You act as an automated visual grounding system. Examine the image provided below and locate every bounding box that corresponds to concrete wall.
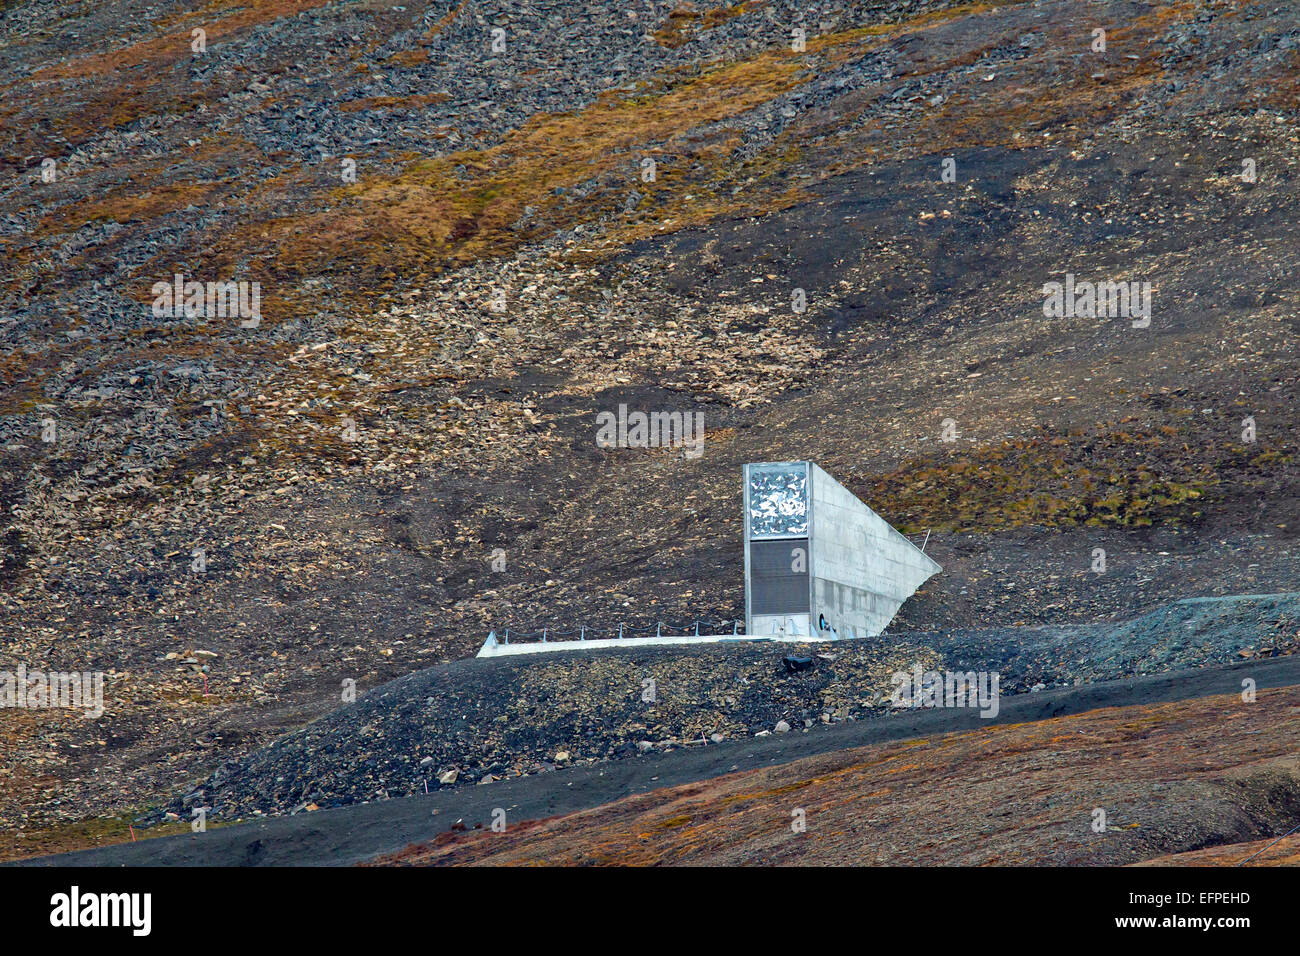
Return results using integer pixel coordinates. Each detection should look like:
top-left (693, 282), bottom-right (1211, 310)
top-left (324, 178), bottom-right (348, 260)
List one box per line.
top-left (808, 462), bottom-right (941, 638)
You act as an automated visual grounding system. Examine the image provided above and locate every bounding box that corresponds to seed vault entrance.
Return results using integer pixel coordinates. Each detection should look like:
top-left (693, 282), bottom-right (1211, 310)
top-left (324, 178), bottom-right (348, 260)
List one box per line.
top-left (743, 461), bottom-right (941, 639)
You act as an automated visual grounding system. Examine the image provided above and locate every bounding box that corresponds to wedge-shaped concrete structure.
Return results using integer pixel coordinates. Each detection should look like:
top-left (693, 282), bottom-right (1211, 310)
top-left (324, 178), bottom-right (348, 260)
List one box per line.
top-left (744, 461), bottom-right (940, 639)
top-left (478, 461), bottom-right (939, 658)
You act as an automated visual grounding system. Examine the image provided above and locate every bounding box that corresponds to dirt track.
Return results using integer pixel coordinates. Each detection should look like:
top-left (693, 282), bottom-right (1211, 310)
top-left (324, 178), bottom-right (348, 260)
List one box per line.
top-left (14, 654), bottom-right (1299, 867)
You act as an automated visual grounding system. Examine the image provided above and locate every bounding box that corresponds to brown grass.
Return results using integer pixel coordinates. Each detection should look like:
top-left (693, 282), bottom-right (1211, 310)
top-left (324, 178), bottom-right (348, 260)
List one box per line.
top-left (30, 0), bottom-right (343, 82)
top-left (261, 49), bottom-right (808, 290)
top-left (652, 2), bottom-right (764, 49)
top-left (339, 92), bottom-right (449, 112)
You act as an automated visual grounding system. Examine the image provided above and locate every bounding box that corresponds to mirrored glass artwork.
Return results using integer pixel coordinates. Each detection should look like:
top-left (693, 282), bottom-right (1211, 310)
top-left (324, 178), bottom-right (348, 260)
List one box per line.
top-left (747, 464), bottom-right (808, 537)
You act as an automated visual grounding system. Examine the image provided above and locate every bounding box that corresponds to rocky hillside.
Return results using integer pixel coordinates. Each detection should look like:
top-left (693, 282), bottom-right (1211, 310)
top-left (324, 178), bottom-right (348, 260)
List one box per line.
top-left (2, 0), bottom-right (1298, 848)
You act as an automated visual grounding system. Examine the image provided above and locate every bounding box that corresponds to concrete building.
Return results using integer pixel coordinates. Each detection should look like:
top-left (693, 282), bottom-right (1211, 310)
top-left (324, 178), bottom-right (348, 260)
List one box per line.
top-left (478, 460), bottom-right (939, 658)
top-left (744, 461), bottom-right (940, 639)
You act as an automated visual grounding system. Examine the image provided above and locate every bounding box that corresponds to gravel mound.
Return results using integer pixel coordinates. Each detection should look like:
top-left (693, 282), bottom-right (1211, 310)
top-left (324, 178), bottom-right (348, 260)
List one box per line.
top-left (165, 593), bottom-right (1300, 822)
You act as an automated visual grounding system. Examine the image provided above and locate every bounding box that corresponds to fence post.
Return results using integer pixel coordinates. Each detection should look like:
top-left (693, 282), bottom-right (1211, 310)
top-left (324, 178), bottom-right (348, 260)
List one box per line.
top-left (656, 622), bottom-right (661, 637)
top-left (618, 622), bottom-right (624, 639)
top-left (580, 626), bottom-right (585, 641)
top-left (542, 628), bottom-right (547, 643)
top-left (694, 621), bottom-right (700, 636)
top-left (733, 621), bottom-right (739, 635)
top-left (504, 629), bottom-right (510, 644)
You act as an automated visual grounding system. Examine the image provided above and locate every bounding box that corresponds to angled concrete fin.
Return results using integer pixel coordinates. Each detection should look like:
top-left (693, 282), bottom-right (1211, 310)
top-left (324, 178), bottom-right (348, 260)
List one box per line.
top-left (746, 461), bottom-right (941, 640)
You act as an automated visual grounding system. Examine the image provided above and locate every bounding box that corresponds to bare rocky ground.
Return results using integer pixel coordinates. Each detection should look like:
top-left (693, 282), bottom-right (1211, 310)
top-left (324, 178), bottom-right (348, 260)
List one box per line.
top-left (370, 686), bottom-right (1300, 866)
top-left (2, 0), bottom-right (1299, 860)
top-left (153, 592), bottom-right (1299, 823)
top-left (15, 654), bottom-right (1300, 865)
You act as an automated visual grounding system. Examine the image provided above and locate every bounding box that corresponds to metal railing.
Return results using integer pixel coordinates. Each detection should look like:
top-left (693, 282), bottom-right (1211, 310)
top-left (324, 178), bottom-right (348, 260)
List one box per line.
top-left (493, 619), bottom-right (744, 645)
